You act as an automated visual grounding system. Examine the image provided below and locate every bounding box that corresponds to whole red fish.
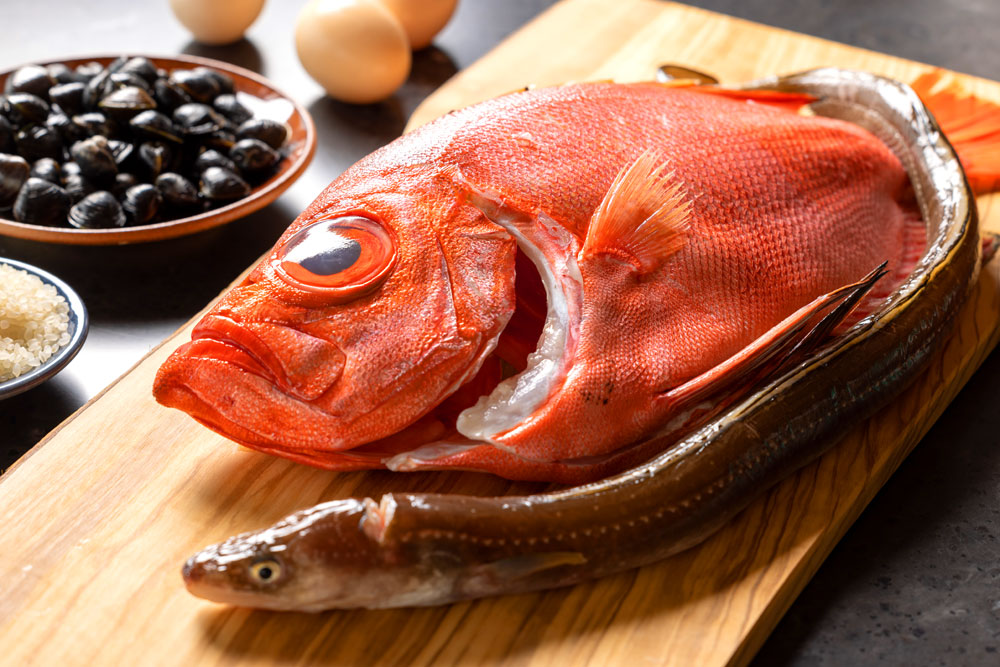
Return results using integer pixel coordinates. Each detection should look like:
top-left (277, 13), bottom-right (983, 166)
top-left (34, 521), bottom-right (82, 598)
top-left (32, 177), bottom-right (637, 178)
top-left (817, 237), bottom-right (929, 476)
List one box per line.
top-left (154, 78), bottom-right (931, 483)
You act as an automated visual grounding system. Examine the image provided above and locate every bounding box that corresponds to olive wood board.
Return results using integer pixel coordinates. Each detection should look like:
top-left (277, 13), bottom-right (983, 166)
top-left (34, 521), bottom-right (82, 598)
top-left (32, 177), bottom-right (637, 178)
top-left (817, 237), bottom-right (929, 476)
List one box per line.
top-left (2, 0), bottom-right (999, 665)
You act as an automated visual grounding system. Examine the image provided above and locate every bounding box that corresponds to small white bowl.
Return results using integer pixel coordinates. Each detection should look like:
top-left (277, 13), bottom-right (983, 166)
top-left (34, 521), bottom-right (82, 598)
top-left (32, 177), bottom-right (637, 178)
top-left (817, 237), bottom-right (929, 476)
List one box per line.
top-left (0, 258), bottom-right (88, 399)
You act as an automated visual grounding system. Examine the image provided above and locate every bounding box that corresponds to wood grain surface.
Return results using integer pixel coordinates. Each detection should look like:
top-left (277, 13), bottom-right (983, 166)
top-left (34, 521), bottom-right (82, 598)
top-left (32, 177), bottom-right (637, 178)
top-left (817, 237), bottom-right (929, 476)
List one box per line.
top-left (2, 1), bottom-right (999, 665)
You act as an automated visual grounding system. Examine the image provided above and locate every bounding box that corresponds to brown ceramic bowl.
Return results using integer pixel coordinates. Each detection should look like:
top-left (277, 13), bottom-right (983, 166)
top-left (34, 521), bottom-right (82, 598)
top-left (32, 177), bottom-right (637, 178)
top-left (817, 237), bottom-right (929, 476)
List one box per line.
top-left (0, 54), bottom-right (316, 245)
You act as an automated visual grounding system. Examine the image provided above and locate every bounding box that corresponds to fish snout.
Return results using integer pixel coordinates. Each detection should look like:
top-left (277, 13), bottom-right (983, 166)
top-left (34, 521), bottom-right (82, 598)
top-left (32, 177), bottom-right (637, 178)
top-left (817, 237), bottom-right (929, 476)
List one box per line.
top-left (192, 316), bottom-right (346, 401)
top-left (181, 554), bottom-right (201, 585)
top-left (181, 549), bottom-right (224, 601)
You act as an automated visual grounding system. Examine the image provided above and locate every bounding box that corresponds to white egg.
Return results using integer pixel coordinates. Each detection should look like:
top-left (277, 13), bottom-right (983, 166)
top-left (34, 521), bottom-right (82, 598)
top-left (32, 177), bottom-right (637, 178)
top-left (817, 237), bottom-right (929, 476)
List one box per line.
top-left (295, 0), bottom-right (411, 104)
top-left (169, 0), bottom-right (267, 45)
top-left (377, 0), bottom-right (459, 50)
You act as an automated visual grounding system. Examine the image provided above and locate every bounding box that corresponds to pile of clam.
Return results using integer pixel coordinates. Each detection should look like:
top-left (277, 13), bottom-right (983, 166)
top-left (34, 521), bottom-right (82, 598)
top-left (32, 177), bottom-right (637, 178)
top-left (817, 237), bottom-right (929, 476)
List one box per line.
top-left (0, 56), bottom-right (288, 229)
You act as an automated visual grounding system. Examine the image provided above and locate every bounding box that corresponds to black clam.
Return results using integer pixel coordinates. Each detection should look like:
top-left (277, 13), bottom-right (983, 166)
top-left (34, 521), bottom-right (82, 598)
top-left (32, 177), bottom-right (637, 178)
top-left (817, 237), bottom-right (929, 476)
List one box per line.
top-left (199, 166), bottom-right (250, 201)
top-left (194, 67), bottom-right (235, 96)
top-left (72, 112), bottom-right (114, 138)
top-left (15, 125), bottom-right (64, 162)
top-left (153, 78), bottom-right (192, 113)
top-left (169, 69), bottom-right (220, 104)
top-left (155, 172), bottom-right (200, 209)
top-left (49, 82), bottom-right (87, 116)
top-left (129, 110), bottom-right (182, 143)
top-left (5, 65), bottom-right (55, 100)
top-left (99, 86), bottom-right (156, 121)
top-left (70, 135), bottom-right (117, 185)
top-left (118, 57), bottom-right (159, 86)
top-left (213, 94), bottom-right (252, 125)
top-left (237, 118), bottom-right (288, 150)
top-left (6, 93), bottom-right (50, 126)
top-left (173, 103), bottom-right (227, 136)
top-left (13, 177), bottom-right (71, 225)
top-left (202, 129), bottom-right (236, 152)
top-left (122, 183), bottom-right (160, 224)
top-left (107, 71), bottom-right (151, 93)
top-left (230, 138), bottom-right (279, 174)
top-left (68, 190), bottom-right (126, 228)
top-left (30, 157), bottom-right (61, 184)
top-left (194, 149), bottom-right (237, 173)
top-left (0, 153), bottom-right (30, 206)
top-left (137, 141), bottom-right (174, 179)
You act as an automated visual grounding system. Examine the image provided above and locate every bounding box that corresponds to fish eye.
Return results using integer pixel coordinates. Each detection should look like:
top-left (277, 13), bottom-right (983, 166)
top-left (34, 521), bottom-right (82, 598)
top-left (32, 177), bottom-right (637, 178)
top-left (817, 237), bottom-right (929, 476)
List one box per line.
top-left (274, 215), bottom-right (396, 297)
top-left (249, 558), bottom-right (283, 585)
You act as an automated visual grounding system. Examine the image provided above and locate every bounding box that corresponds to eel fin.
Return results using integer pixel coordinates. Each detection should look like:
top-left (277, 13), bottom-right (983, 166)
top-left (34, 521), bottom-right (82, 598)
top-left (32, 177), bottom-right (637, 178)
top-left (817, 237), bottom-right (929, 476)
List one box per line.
top-left (661, 263), bottom-right (887, 406)
top-left (911, 69), bottom-right (1000, 195)
top-left (476, 552), bottom-right (587, 582)
top-left (582, 151), bottom-right (690, 274)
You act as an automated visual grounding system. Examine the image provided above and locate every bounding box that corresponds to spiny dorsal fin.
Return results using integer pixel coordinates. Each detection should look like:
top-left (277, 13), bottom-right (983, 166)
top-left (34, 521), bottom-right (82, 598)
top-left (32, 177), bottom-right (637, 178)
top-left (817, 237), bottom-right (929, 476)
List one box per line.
top-left (582, 151), bottom-right (691, 274)
top-left (688, 87), bottom-right (816, 112)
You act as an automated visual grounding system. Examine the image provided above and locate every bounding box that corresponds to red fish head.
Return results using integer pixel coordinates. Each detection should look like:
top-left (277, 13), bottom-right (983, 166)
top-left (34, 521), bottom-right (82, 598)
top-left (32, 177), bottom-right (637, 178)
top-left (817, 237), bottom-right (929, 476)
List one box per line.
top-left (153, 177), bottom-right (517, 457)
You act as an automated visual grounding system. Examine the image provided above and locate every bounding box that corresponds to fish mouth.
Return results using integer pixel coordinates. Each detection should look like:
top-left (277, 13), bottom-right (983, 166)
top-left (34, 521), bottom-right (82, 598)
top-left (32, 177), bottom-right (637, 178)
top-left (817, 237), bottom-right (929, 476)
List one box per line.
top-left (180, 336), bottom-right (277, 386)
top-left (189, 317), bottom-right (279, 385)
top-left (154, 309), bottom-right (353, 450)
top-left (189, 315), bottom-right (347, 401)
top-left (153, 336), bottom-right (346, 452)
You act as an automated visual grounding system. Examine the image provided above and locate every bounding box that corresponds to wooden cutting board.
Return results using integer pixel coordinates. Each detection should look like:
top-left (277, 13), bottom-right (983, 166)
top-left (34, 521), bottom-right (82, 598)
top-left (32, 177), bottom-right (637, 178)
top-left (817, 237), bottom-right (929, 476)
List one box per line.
top-left (2, 1), bottom-right (999, 665)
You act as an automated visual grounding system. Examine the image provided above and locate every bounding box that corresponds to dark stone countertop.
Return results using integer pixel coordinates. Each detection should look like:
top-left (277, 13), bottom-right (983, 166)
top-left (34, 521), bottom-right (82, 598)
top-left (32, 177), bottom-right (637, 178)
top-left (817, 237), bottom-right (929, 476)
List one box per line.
top-left (1, 1), bottom-right (996, 664)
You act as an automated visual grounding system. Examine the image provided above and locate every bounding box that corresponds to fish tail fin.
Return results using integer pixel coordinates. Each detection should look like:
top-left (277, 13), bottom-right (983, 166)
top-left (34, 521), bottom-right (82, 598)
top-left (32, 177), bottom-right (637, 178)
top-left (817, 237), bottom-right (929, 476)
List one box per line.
top-left (911, 69), bottom-right (1000, 195)
top-left (660, 264), bottom-right (887, 407)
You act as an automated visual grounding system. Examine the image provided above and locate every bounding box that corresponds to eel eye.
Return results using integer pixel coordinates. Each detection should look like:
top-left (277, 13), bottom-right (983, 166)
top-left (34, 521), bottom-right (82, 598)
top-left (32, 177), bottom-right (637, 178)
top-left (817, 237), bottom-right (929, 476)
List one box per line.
top-left (274, 215), bottom-right (396, 297)
top-left (249, 559), bottom-right (283, 584)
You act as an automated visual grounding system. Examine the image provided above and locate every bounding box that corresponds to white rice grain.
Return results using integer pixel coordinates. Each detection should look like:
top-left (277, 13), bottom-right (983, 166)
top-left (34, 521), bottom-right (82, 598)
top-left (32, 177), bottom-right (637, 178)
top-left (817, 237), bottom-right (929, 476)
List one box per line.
top-left (0, 263), bottom-right (71, 382)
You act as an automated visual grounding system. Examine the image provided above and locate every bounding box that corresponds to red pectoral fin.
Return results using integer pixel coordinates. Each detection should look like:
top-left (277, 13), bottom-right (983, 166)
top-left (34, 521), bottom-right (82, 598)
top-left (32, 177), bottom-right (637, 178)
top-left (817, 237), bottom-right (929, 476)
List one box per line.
top-left (581, 151), bottom-right (691, 274)
top-left (660, 263), bottom-right (888, 408)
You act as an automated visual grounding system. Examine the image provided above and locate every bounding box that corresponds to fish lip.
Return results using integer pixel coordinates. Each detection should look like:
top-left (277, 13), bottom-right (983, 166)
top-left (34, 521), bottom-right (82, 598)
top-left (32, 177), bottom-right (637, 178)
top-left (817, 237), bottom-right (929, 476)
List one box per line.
top-left (189, 315), bottom-right (346, 402)
top-left (190, 315), bottom-right (281, 385)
